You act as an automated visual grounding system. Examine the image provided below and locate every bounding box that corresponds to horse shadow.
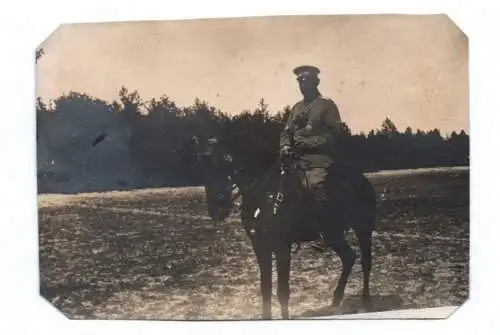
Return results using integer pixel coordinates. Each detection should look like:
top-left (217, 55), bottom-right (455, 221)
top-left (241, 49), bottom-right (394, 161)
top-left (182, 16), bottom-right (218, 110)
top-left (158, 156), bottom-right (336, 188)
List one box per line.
top-left (295, 294), bottom-right (406, 319)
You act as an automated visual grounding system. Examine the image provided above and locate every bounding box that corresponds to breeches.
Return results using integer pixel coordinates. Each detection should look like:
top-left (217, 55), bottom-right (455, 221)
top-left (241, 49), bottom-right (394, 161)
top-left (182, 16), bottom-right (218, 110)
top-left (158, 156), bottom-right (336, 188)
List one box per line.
top-left (302, 166), bottom-right (352, 203)
top-left (298, 167), bottom-right (329, 204)
top-left (305, 168), bottom-right (328, 188)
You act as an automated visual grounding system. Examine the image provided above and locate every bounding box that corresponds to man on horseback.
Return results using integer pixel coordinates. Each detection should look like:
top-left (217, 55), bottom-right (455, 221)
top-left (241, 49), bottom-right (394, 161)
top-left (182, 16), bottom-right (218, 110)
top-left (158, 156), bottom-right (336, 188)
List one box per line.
top-left (279, 65), bottom-right (343, 249)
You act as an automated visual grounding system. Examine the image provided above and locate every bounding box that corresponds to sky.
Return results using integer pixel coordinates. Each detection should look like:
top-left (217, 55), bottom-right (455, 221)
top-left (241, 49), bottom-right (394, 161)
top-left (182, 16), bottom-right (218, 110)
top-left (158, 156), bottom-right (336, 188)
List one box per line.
top-left (36, 14), bottom-right (469, 135)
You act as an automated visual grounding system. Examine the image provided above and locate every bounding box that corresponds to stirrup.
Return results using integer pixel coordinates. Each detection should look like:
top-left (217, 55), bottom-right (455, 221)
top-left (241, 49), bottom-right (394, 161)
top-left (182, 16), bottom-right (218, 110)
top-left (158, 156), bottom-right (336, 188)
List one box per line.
top-left (291, 242), bottom-right (301, 253)
top-left (310, 233), bottom-right (328, 251)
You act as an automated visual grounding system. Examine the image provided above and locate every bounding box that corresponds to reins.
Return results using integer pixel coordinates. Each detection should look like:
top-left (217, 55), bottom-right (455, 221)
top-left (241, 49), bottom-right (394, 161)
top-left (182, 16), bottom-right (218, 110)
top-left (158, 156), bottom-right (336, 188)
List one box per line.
top-left (223, 131), bottom-right (311, 204)
top-left (198, 129), bottom-right (311, 210)
top-left (229, 160), bottom-right (280, 203)
top-left (228, 156), bottom-right (310, 206)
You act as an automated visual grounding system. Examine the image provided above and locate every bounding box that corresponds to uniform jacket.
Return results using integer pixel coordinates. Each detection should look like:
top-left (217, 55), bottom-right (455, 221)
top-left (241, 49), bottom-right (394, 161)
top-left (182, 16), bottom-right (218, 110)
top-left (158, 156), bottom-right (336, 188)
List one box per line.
top-left (279, 96), bottom-right (342, 168)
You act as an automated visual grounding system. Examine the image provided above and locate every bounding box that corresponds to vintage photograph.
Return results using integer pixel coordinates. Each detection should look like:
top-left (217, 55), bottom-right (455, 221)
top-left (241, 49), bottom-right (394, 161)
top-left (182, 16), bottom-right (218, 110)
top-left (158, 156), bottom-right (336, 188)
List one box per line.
top-left (36, 14), bottom-right (469, 320)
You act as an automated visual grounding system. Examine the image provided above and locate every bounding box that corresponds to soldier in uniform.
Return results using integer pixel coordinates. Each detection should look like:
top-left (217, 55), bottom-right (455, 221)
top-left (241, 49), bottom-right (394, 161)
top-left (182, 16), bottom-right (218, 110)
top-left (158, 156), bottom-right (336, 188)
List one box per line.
top-left (279, 65), bottom-right (344, 249)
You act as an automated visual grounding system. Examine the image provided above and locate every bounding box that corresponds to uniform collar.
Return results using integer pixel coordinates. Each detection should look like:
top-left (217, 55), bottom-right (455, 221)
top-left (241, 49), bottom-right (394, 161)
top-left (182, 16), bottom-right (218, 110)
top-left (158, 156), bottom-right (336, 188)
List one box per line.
top-left (303, 93), bottom-right (321, 104)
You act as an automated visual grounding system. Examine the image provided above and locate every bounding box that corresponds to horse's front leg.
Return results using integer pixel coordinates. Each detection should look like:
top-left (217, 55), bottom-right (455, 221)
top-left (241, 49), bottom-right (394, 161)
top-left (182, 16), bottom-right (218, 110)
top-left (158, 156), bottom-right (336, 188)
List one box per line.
top-left (276, 243), bottom-right (292, 319)
top-left (254, 242), bottom-right (272, 319)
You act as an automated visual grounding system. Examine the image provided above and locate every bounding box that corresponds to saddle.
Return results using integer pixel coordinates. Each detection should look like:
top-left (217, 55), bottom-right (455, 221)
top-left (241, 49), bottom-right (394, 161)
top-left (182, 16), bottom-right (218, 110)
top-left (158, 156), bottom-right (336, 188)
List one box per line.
top-left (274, 158), bottom-right (357, 251)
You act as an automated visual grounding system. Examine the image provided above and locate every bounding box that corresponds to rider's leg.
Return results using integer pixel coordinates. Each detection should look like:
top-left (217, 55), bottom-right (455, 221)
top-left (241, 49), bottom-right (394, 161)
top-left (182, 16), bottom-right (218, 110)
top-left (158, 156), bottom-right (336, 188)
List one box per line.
top-left (305, 167), bottom-right (329, 250)
top-left (307, 168), bottom-right (328, 202)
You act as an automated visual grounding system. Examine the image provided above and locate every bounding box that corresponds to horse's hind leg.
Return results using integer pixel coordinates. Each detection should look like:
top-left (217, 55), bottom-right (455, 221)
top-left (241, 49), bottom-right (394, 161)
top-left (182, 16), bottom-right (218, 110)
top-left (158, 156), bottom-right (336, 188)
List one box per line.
top-left (355, 230), bottom-right (373, 309)
top-left (326, 232), bottom-right (356, 307)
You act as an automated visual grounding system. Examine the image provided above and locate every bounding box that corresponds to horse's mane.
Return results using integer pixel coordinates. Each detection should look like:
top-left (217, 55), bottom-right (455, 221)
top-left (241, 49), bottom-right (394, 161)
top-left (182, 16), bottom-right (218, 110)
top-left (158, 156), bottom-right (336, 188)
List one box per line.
top-left (217, 130), bottom-right (280, 177)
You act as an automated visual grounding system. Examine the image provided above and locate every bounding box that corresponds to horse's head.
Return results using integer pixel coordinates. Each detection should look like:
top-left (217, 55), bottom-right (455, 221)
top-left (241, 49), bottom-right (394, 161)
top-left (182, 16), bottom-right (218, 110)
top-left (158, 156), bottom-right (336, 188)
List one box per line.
top-left (192, 135), bottom-right (236, 221)
top-left (192, 130), bottom-right (308, 230)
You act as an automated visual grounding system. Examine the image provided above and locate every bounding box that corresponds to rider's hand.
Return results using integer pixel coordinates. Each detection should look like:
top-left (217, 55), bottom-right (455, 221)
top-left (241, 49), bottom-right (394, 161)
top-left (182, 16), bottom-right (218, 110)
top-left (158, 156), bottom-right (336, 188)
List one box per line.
top-left (280, 145), bottom-right (291, 157)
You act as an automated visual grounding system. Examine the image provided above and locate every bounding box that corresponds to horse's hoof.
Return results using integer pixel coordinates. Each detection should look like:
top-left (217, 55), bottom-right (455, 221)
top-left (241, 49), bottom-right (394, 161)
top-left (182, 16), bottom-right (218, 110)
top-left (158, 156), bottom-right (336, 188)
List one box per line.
top-left (332, 292), bottom-right (344, 307)
top-left (362, 296), bottom-right (374, 312)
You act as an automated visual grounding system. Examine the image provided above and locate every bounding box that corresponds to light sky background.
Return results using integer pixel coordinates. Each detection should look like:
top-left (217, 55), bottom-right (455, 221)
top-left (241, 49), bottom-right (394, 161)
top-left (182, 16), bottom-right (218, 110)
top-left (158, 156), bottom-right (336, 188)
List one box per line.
top-left (36, 14), bottom-right (468, 135)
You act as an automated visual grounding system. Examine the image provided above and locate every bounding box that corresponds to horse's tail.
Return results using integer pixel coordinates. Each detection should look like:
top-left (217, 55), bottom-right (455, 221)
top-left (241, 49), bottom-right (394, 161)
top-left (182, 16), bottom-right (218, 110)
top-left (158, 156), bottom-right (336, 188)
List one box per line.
top-left (356, 173), bottom-right (378, 231)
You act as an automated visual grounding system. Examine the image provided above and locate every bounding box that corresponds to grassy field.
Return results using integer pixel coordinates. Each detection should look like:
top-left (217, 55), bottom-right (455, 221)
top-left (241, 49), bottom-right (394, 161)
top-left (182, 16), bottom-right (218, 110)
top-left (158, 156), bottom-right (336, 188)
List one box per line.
top-left (38, 167), bottom-right (469, 320)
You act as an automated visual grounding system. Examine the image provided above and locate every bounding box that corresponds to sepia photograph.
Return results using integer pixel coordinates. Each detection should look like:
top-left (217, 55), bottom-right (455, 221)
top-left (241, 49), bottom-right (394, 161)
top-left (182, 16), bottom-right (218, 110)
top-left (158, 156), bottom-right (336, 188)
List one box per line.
top-left (35, 14), bottom-right (469, 320)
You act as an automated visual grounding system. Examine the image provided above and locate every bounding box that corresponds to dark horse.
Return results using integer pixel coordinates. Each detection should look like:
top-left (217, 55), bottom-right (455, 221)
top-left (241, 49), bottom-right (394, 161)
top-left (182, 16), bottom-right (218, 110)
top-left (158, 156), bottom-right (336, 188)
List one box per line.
top-left (193, 131), bottom-right (377, 319)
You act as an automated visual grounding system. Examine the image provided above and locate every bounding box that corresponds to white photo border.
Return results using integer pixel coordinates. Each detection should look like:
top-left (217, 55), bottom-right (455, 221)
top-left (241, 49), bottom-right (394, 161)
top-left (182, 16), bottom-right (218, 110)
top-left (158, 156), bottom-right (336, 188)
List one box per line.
top-left (1, 0), bottom-right (497, 334)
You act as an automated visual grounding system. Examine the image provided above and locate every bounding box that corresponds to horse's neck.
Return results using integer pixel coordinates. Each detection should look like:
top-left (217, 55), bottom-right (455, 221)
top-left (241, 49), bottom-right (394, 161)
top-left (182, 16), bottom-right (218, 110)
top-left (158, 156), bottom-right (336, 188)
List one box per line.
top-left (233, 170), bottom-right (272, 198)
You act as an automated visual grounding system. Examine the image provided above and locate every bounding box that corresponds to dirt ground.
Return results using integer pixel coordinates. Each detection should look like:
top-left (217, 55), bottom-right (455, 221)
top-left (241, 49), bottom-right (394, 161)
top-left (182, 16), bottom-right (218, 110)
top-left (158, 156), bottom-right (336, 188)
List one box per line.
top-left (38, 167), bottom-right (469, 320)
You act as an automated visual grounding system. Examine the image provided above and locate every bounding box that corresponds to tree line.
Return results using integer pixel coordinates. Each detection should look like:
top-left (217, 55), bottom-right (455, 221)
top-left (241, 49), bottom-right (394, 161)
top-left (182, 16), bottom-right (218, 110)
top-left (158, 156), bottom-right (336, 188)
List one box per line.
top-left (36, 87), bottom-right (469, 189)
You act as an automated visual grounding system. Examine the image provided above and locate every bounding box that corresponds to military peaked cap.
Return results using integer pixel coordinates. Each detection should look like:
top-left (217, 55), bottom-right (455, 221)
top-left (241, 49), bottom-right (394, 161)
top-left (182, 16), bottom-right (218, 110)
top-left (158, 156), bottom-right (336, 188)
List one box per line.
top-left (293, 65), bottom-right (320, 78)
